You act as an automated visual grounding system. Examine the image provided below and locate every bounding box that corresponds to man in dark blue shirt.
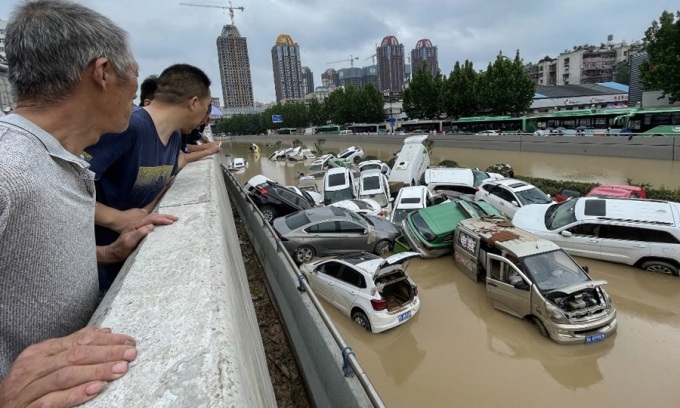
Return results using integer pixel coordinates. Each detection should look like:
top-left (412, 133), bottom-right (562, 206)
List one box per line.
top-left (85, 63), bottom-right (213, 290)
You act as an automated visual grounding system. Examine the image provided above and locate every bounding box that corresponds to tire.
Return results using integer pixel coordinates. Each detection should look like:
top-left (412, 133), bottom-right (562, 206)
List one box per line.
top-left (353, 156), bottom-right (361, 164)
top-left (294, 246), bottom-right (315, 265)
top-left (532, 316), bottom-right (550, 339)
top-left (373, 239), bottom-right (391, 255)
top-left (352, 311), bottom-right (372, 332)
top-left (259, 205), bottom-right (276, 222)
top-left (641, 260), bottom-right (679, 276)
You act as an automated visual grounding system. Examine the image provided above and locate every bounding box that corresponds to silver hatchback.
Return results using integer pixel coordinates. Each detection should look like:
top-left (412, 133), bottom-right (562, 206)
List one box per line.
top-left (272, 206), bottom-right (401, 264)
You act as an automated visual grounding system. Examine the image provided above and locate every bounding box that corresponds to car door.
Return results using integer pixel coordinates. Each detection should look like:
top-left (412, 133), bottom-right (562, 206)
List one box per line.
top-left (336, 220), bottom-right (370, 252)
top-left (305, 221), bottom-right (339, 256)
top-left (332, 266), bottom-right (365, 314)
top-left (311, 261), bottom-right (343, 303)
top-left (485, 254), bottom-right (532, 318)
top-left (598, 225), bottom-right (650, 265)
top-left (554, 222), bottom-right (602, 260)
top-left (487, 186), bottom-right (514, 217)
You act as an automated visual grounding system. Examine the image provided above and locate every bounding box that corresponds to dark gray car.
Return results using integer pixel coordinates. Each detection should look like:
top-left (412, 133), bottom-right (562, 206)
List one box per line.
top-left (272, 206), bottom-right (400, 264)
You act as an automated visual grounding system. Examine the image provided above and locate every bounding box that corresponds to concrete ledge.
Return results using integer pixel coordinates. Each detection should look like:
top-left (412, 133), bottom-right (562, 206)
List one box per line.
top-left (84, 156), bottom-right (276, 407)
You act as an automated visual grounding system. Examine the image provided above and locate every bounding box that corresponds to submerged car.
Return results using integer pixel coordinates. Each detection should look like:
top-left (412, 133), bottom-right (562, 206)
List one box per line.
top-left (476, 178), bottom-right (552, 219)
top-left (512, 197), bottom-right (680, 276)
top-left (243, 175), bottom-right (315, 222)
top-left (389, 186), bottom-right (449, 225)
top-left (299, 251), bottom-right (420, 333)
top-left (358, 160), bottom-right (391, 177)
top-left (273, 206), bottom-right (401, 264)
top-left (337, 145), bottom-right (364, 163)
top-left (322, 167), bottom-right (358, 205)
top-left (422, 167), bottom-right (504, 195)
top-left (329, 198), bottom-right (384, 217)
top-left (400, 197), bottom-right (504, 258)
top-left (358, 171), bottom-right (392, 217)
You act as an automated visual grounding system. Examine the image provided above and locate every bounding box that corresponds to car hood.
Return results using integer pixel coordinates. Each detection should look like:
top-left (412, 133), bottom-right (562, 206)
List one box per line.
top-left (545, 280), bottom-right (608, 296)
top-left (511, 204), bottom-right (552, 233)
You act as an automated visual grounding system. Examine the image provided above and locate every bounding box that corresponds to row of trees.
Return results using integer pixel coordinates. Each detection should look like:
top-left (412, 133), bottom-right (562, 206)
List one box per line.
top-left (215, 84), bottom-right (385, 135)
top-left (641, 10), bottom-right (680, 103)
top-left (403, 50), bottom-right (536, 120)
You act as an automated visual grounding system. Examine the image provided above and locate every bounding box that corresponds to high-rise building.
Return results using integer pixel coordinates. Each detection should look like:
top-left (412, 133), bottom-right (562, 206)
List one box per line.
top-left (0, 19), bottom-right (6, 62)
top-left (337, 67), bottom-right (363, 88)
top-left (321, 68), bottom-right (339, 87)
top-left (362, 65), bottom-right (379, 89)
top-left (376, 35), bottom-right (405, 95)
top-left (271, 34), bottom-right (304, 103)
top-left (301, 66), bottom-right (314, 96)
top-left (217, 25), bottom-right (254, 109)
top-left (411, 39), bottom-right (438, 78)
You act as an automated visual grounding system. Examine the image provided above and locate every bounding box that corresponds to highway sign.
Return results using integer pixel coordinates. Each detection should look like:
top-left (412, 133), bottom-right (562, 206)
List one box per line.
top-left (272, 114), bottom-right (283, 123)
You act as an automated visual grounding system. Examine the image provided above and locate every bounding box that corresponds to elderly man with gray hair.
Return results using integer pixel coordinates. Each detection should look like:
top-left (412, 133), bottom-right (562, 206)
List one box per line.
top-left (0, 1), bottom-right (177, 406)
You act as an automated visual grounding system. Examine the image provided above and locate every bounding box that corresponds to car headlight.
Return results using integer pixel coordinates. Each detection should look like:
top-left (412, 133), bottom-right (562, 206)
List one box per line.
top-left (545, 302), bottom-right (568, 324)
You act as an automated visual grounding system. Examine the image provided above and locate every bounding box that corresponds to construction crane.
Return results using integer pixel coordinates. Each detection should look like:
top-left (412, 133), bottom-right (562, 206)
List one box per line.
top-left (179, 1), bottom-right (244, 25)
top-left (365, 54), bottom-right (376, 65)
top-left (326, 55), bottom-right (359, 68)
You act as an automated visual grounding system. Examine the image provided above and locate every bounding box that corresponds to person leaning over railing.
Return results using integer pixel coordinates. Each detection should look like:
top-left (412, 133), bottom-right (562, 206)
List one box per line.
top-left (0, 1), bottom-right (177, 406)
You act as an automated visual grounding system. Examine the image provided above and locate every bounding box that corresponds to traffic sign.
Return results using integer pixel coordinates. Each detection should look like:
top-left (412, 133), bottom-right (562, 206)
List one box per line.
top-left (388, 117), bottom-right (396, 127)
top-left (272, 114), bottom-right (283, 123)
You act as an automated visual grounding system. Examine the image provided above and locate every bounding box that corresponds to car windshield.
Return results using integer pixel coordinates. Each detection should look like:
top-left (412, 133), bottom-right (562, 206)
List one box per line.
top-left (361, 164), bottom-right (380, 171)
top-left (410, 212), bottom-right (437, 241)
top-left (338, 149), bottom-right (352, 158)
top-left (362, 176), bottom-right (381, 190)
top-left (393, 208), bottom-right (416, 224)
top-left (308, 163), bottom-right (322, 172)
top-left (471, 169), bottom-right (490, 187)
top-left (516, 188), bottom-right (551, 205)
top-left (522, 250), bottom-right (589, 291)
top-left (545, 199), bottom-right (578, 230)
top-left (324, 187), bottom-right (354, 205)
top-left (327, 173), bottom-right (346, 187)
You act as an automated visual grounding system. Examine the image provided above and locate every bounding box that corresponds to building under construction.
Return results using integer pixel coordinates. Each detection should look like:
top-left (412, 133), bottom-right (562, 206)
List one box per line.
top-left (217, 24), bottom-right (254, 109)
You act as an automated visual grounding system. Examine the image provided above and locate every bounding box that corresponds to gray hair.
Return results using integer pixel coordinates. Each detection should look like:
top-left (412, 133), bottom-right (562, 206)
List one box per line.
top-left (6, 0), bottom-right (137, 103)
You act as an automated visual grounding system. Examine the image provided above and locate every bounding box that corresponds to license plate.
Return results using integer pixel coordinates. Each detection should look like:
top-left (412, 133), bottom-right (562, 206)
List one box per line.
top-left (398, 310), bottom-right (412, 322)
top-left (586, 333), bottom-right (605, 344)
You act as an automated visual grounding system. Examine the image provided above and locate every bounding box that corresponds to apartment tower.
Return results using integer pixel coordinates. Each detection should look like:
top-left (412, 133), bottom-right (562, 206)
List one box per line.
top-left (216, 25), bottom-right (254, 108)
top-left (271, 34), bottom-right (304, 103)
top-left (411, 39), bottom-right (439, 78)
top-left (376, 35), bottom-right (405, 95)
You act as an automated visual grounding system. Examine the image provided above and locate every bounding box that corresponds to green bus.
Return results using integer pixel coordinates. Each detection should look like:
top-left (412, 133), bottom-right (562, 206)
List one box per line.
top-left (614, 107), bottom-right (680, 136)
top-left (276, 127), bottom-right (297, 135)
top-left (314, 124), bottom-right (342, 135)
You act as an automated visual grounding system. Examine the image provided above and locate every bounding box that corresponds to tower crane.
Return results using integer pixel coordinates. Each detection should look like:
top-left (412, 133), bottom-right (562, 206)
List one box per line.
top-left (179, 1), bottom-right (244, 25)
top-left (365, 54), bottom-right (376, 65)
top-left (326, 55), bottom-right (359, 68)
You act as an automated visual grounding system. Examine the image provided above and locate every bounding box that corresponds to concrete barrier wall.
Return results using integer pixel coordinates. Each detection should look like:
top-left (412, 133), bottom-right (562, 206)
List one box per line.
top-left (84, 157), bottom-right (277, 407)
top-left (229, 133), bottom-right (680, 161)
top-left (222, 167), bottom-right (376, 408)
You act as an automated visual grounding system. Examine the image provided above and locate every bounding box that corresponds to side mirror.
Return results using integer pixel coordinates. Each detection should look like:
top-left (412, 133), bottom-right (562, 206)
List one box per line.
top-left (511, 201), bottom-right (519, 207)
top-left (582, 265), bottom-right (589, 274)
top-left (389, 197), bottom-right (395, 202)
top-left (363, 228), bottom-right (368, 235)
top-left (560, 230), bottom-right (573, 238)
top-left (513, 280), bottom-right (530, 291)
top-left (546, 194), bottom-right (552, 199)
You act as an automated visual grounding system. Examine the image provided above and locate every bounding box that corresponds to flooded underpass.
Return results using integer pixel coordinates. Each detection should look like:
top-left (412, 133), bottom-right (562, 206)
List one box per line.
top-left (222, 138), bottom-right (680, 407)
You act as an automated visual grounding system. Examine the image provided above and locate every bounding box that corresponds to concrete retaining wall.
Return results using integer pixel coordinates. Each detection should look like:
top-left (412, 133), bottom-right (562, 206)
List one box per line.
top-left (221, 167), bottom-right (377, 408)
top-left (84, 157), bottom-right (276, 407)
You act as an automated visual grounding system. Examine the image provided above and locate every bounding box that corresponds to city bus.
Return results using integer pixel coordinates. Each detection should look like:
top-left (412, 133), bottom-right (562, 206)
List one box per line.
top-left (276, 127), bottom-right (298, 135)
top-left (348, 123), bottom-right (388, 134)
top-left (614, 107), bottom-right (680, 136)
top-left (314, 124), bottom-right (342, 135)
top-left (445, 116), bottom-right (527, 134)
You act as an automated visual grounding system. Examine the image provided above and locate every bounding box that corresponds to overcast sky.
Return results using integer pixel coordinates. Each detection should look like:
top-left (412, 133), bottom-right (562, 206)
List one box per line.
top-left (1, 0), bottom-right (676, 105)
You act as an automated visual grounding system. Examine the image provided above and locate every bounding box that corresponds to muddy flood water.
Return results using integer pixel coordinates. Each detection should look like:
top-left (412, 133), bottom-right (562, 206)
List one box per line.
top-left (221, 138), bottom-right (680, 408)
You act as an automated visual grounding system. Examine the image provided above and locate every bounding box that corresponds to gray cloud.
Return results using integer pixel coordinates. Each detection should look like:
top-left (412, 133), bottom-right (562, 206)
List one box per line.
top-left (1, 0), bottom-right (675, 104)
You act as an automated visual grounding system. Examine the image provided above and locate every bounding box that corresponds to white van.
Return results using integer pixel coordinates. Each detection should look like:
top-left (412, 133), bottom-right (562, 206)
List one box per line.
top-left (387, 135), bottom-right (430, 190)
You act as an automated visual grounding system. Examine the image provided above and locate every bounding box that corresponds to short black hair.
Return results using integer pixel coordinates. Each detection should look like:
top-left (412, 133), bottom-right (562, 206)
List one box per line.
top-left (139, 74), bottom-right (158, 106)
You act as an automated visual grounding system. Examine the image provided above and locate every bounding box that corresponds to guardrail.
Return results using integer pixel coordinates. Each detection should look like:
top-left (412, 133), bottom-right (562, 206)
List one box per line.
top-left (221, 166), bottom-right (385, 408)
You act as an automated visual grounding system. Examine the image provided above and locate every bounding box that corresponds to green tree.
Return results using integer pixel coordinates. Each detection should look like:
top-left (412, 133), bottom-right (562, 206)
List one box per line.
top-left (441, 60), bottom-right (478, 118)
top-left (614, 64), bottom-right (631, 85)
top-left (403, 62), bottom-right (442, 119)
top-left (307, 98), bottom-right (324, 126)
top-left (477, 51), bottom-right (535, 116)
top-left (640, 10), bottom-right (680, 103)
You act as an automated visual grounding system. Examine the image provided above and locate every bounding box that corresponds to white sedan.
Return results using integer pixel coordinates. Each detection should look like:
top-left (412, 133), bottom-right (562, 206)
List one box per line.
top-left (475, 178), bottom-right (552, 219)
top-left (299, 252), bottom-right (420, 333)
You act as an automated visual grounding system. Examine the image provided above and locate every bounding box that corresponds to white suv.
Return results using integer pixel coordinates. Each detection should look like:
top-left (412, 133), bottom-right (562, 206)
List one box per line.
top-left (512, 197), bottom-right (680, 276)
top-left (476, 178), bottom-right (552, 219)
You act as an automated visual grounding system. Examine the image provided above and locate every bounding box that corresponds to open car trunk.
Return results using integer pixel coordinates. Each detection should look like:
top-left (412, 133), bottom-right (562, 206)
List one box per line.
top-left (376, 272), bottom-right (415, 311)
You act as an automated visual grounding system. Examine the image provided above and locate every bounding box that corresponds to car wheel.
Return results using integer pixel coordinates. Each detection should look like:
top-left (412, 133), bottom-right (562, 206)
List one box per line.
top-left (373, 239), bottom-right (391, 255)
top-left (294, 246), bottom-right (316, 265)
top-left (260, 205), bottom-right (276, 222)
top-left (353, 156), bottom-right (361, 164)
top-left (532, 316), bottom-right (550, 339)
top-left (641, 260), bottom-right (679, 276)
top-left (352, 311), bottom-right (372, 332)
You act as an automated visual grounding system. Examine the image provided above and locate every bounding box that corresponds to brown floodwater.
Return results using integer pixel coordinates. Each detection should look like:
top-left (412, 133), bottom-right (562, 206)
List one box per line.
top-left (221, 139), bottom-right (680, 408)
